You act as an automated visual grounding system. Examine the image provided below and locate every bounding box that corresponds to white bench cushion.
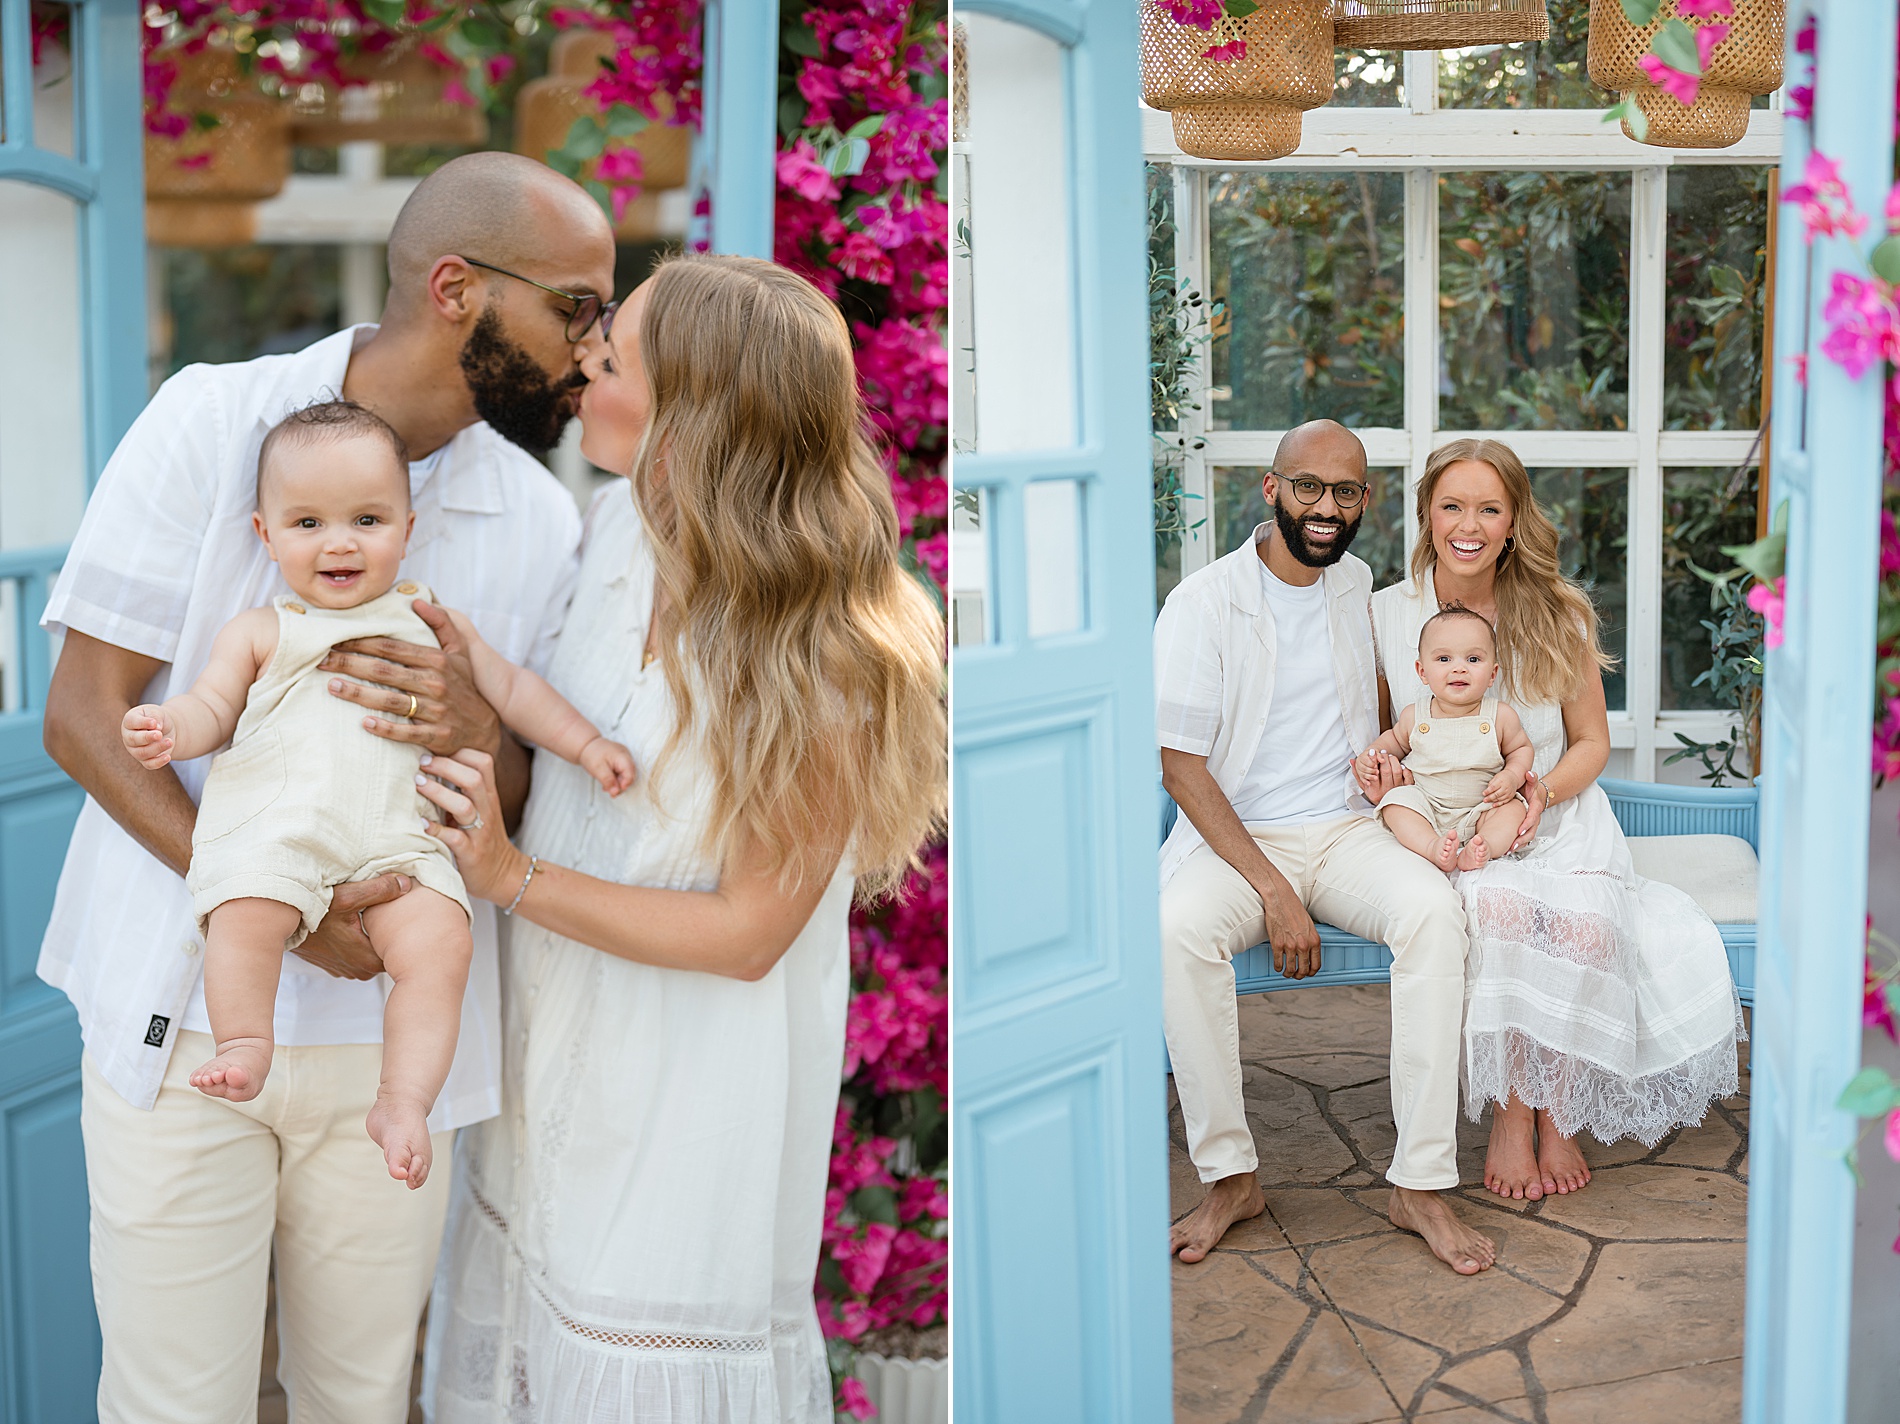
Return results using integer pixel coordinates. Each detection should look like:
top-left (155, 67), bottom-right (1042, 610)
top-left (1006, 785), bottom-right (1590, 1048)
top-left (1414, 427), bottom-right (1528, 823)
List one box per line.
top-left (1626, 833), bottom-right (1759, 924)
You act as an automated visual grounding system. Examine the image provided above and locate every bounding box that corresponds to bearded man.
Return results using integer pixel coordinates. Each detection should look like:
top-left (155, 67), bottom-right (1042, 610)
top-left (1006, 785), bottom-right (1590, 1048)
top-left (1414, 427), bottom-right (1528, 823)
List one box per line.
top-left (1154, 419), bottom-right (1497, 1276)
top-left (39, 152), bottom-right (614, 1421)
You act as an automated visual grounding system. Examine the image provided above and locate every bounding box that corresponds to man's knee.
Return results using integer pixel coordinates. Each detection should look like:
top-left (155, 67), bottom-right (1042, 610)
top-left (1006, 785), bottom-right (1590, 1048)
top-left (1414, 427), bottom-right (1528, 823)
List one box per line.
top-left (1379, 867), bottom-right (1466, 969)
top-left (1160, 884), bottom-right (1259, 970)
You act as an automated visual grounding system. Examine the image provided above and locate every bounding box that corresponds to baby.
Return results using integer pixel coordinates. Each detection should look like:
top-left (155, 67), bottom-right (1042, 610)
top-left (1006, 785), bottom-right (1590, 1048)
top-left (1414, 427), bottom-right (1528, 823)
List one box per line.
top-left (121, 399), bottom-right (634, 1188)
top-left (1355, 606), bottom-right (1535, 874)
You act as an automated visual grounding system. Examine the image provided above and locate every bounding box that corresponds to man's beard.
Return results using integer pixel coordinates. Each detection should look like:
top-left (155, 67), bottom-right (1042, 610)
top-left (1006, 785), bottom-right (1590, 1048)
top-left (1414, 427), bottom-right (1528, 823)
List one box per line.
top-left (458, 306), bottom-right (586, 455)
top-left (1273, 496), bottom-right (1363, 568)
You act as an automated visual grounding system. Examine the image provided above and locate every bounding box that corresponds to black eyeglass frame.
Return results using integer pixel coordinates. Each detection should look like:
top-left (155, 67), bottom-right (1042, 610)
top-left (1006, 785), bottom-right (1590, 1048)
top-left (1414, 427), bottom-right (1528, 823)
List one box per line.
top-left (462, 257), bottom-right (605, 344)
top-left (1274, 474), bottom-right (1369, 509)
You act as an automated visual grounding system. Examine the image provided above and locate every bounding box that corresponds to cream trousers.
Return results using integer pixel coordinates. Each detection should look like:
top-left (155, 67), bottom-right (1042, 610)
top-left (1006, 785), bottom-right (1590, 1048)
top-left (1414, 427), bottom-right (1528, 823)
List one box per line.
top-left (1161, 814), bottom-right (1468, 1190)
top-left (82, 1031), bottom-right (451, 1424)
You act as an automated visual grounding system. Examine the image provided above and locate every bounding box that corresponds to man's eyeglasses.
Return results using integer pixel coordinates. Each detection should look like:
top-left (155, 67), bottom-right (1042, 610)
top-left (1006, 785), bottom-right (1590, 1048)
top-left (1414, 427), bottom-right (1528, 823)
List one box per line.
top-left (1278, 475), bottom-right (1368, 509)
top-left (462, 258), bottom-right (605, 344)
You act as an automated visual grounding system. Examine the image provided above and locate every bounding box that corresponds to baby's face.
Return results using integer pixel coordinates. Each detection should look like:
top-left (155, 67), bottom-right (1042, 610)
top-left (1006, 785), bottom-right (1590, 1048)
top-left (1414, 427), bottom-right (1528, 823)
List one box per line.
top-left (252, 435), bottom-right (414, 609)
top-left (1416, 625), bottom-right (1498, 707)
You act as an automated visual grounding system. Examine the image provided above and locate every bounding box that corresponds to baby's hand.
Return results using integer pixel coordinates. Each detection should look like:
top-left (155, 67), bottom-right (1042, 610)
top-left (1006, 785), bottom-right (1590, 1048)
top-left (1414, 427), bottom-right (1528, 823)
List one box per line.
top-left (1483, 767), bottom-right (1526, 804)
top-left (122, 705), bottom-right (176, 770)
top-left (579, 737), bottom-right (638, 796)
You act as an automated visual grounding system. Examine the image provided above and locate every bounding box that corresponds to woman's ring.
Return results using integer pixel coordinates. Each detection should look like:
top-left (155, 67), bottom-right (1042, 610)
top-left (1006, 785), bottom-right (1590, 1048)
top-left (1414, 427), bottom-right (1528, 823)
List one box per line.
top-left (461, 814), bottom-right (484, 831)
top-left (406, 693), bottom-right (419, 719)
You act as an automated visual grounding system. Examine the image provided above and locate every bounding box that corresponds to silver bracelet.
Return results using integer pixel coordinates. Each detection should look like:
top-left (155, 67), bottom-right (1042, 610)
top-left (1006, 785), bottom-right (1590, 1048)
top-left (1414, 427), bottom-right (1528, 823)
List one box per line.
top-left (503, 855), bottom-right (540, 916)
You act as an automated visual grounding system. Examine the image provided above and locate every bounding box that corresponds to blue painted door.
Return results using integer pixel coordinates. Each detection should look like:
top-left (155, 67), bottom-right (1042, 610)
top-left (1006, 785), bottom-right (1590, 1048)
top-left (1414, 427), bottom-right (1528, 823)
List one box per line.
top-left (1743, 2), bottom-right (1897, 1420)
top-left (0, 0), bottom-right (146, 1417)
top-left (949, 3), bottom-right (1172, 1420)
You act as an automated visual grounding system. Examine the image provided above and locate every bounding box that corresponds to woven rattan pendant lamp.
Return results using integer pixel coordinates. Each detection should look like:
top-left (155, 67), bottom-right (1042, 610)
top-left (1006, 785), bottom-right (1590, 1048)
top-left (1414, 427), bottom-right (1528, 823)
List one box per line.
top-left (1141, 0), bottom-right (1335, 161)
top-left (1588, 0), bottom-right (1783, 148)
top-left (1333, 0), bottom-right (1549, 50)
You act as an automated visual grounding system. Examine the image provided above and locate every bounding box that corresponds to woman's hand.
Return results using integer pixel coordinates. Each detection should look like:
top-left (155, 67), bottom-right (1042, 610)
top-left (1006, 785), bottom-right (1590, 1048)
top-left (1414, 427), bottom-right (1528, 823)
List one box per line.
top-left (416, 749), bottom-right (531, 903)
top-left (1512, 773), bottom-right (1550, 850)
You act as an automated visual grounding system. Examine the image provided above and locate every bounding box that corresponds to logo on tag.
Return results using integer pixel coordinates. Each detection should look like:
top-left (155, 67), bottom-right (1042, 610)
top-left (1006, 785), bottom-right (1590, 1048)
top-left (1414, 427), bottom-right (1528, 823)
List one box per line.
top-left (143, 1015), bottom-right (169, 1048)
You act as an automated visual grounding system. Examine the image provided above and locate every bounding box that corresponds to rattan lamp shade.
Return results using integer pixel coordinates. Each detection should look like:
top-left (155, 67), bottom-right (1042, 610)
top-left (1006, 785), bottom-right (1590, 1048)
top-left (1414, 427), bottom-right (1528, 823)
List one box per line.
top-left (144, 48), bottom-right (290, 202)
top-left (1588, 0), bottom-right (1783, 148)
top-left (1333, 0), bottom-right (1549, 50)
top-left (288, 43), bottom-right (488, 147)
top-left (1141, 0), bottom-right (1334, 161)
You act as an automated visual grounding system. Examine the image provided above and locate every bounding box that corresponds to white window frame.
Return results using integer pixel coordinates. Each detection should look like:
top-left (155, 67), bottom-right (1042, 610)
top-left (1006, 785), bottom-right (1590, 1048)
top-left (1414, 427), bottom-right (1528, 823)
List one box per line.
top-left (1150, 61), bottom-right (1781, 781)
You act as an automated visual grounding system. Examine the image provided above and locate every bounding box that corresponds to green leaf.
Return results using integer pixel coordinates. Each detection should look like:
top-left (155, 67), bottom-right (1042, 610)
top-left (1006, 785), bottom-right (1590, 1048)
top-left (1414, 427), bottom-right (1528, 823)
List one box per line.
top-left (841, 136), bottom-right (871, 176)
top-left (783, 21), bottom-right (822, 57)
top-left (851, 1185), bottom-right (900, 1226)
top-left (419, 8), bottom-right (460, 30)
top-left (844, 113), bottom-right (887, 141)
top-left (361, 0), bottom-right (404, 28)
top-left (1838, 1066), bottom-right (1900, 1117)
top-left (1721, 530), bottom-right (1784, 586)
top-left (545, 149), bottom-right (582, 179)
top-left (603, 106), bottom-right (650, 139)
top-left (778, 93), bottom-right (807, 139)
top-left (562, 115), bottom-right (607, 161)
top-left (1651, 19), bottom-right (1703, 78)
top-left (1619, 0), bottom-right (1663, 24)
top-left (1223, 0), bottom-right (1260, 15)
top-left (824, 142), bottom-right (853, 178)
top-left (1872, 236), bottom-right (1900, 286)
top-left (458, 16), bottom-right (501, 49)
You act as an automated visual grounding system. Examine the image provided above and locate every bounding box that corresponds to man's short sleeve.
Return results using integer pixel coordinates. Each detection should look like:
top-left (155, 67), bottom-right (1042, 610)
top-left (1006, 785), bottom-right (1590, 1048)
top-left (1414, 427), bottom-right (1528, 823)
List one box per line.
top-left (42, 366), bottom-right (226, 662)
top-left (1154, 584), bottom-right (1223, 756)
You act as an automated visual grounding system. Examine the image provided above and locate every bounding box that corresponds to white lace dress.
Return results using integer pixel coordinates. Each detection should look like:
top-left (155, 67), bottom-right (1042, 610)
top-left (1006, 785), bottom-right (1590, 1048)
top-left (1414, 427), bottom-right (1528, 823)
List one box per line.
top-left (1372, 579), bottom-right (1743, 1146)
top-left (422, 487), bottom-right (851, 1423)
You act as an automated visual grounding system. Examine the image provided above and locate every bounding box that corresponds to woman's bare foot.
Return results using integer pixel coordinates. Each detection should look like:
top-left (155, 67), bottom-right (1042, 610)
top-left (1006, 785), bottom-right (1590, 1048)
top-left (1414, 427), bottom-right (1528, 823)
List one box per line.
top-left (1456, 834), bottom-right (1492, 872)
top-left (1169, 1172), bottom-right (1265, 1263)
top-left (1387, 1187), bottom-right (1496, 1275)
top-left (1534, 1110), bottom-right (1592, 1194)
top-left (1484, 1099), bottom-right (1547, 1200)
top-left (365, 1093), bottom-right (434, 1190)
top-left (189, 1037), bottom-right (272, 1102)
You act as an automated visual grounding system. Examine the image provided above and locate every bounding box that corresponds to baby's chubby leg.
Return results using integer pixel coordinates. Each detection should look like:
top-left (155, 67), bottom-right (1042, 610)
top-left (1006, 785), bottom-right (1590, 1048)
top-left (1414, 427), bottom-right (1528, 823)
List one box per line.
top-left (360, 887), bottom-right (472, 1190)
top-left (194, 898), bottom-right (305, 1102)
top-left (1461, 798), bottom-right (1528, 870)
top-left (1379, 805), bottom-right (1458, 873)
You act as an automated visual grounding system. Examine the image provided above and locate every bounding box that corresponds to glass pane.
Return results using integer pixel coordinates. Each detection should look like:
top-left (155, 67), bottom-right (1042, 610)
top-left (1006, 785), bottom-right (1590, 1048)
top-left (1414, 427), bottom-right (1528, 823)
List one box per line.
top-left (1438, 0), bottom-right (1613, 109)
top-left (950, 489), bottom-right (990, 647)
top-left (1661, 464), bottom-right (1760, 710)
top-left (29, 0), bottom-right (79, 158)
top-left (1333, 49), bottom-right (1404, 106)
top-left (1528, 467), bottom-right (1628, 711)
top-left (1665, 166), bottom-right (1771, 431)
top-left (960, 12), bottom-right (1076, 453)
top-left (1149, 163), bottom-right (1208, 613)
top-left (152, 247), bottom-right (342, 385)
top-left (0, 179), bottom-right (87, 551)
top-left (1025, 479), bottom-right (1086, 638)
top-left (1208, 171), bottom-right (1405, 431)
top-left (1210, 466), bottom-right (1407, 587)
top-left (1439, 171), bottom-right (1631, 431)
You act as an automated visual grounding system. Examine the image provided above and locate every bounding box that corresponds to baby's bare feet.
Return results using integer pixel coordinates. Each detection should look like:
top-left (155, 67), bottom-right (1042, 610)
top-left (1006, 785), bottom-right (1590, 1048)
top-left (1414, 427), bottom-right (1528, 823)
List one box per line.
top-left (1430, 832), bottom-right (1459, 872)
top-left (1457, 835), bottom-right (1493, 872)
top-left (366, 1094), bottom-right (434, 1190)
top-left (190, 1037), bottom-right (273, 1102)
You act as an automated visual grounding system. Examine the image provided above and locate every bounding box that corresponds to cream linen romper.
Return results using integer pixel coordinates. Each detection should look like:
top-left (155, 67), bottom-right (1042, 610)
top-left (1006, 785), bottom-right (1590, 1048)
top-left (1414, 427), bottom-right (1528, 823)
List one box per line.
top-left (1378, 691), bottom-right (1525, 844)
top-left (186, 580), bottom-right (470, 944)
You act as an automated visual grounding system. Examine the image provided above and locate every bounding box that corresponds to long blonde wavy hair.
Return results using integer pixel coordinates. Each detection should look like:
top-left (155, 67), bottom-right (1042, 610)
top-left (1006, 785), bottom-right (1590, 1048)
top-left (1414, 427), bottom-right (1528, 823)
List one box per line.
top-left (627, 255), bottom-right (947, 901)
top-left (1409, 439), bottom-right (1616, 706)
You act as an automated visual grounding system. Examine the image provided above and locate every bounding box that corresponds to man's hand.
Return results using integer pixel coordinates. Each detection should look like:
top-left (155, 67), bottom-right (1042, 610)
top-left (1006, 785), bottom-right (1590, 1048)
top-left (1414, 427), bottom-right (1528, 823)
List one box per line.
top-left (290, 873), bottom-right (413, 980)
top-left (1351, 749), bottom-right (1413, 806)
top-left (321, 599), bottom-right (501, 756)
top-left (1260, 882), bottom-right (1322, 979)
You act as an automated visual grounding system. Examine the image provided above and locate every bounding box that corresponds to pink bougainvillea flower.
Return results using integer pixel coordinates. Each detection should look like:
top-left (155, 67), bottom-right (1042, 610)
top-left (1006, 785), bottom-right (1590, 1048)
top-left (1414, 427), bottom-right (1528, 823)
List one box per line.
top-left (1790, 352), bottom-right (1808, 386)
top-left (1694, 22), bottom-right (1729, 67)
top-left (1161, 0), bottom-right (1226, 28)
top-left (1819, 272), bottom-right (1899, 380)
top-left (1783, 150), bottom-right (1872, 242)
top-left (775, 139), bottom-right (839, 203)
top-left (1202, 39), bottom-right (1247, 62)
top-left (1676, 0), bottom-right (1733, 14)
top-left (1637, 51), bottom-right (1702, 106)
top-left (836, 1376), bottom-right (877, 1421)
top-left (1785, 84), bottom-right (1814, 121)
top-left (1884, 1106), bottom-right (1900, 1162)
top-left (1795, 14), bottom-right (1816, 54)
top-left (1747, 576), bottom-right (1786, 650)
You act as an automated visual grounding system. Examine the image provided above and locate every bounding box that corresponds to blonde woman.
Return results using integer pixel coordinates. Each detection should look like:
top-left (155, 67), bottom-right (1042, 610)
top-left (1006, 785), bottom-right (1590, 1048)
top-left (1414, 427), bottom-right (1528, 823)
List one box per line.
top-left (415, 256), bottom-right (946, 1421)
top-left (1365, 440), bottom-right (1741, 1201)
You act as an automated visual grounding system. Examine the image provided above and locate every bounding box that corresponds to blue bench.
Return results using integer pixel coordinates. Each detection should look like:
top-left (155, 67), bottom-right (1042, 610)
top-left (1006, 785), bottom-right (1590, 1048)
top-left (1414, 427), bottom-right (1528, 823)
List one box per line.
top-left (1161, 776), bottom-right (1758, 1007)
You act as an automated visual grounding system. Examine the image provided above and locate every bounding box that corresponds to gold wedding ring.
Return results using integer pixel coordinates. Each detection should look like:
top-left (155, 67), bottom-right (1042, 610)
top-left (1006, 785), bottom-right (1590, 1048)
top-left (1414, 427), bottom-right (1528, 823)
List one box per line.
top-left (406, 693), bottom-right (419, 719)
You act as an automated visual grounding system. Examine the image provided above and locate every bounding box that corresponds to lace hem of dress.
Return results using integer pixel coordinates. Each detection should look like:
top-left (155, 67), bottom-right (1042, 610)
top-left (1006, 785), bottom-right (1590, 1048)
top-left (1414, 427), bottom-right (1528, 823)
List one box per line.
top-left (1463, 1011), bottom-right (1747, 1148)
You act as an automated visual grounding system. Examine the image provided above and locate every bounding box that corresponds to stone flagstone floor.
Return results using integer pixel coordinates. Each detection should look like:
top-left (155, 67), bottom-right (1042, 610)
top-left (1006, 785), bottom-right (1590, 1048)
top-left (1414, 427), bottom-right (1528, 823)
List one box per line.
top-left (1171, 984), bottom-right (1750, 1424)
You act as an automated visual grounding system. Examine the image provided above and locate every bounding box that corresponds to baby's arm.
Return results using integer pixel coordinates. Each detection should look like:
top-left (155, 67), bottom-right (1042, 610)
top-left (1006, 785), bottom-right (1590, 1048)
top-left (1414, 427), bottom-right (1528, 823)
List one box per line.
top-left (444, 609), bottom-right (636, 795)
top-left (1351, 710), bottom-right (1414, 800)
top-left (1484, 705), bottom-right (1536, 804)
top-left (121, 608), bottom-right (275, 769)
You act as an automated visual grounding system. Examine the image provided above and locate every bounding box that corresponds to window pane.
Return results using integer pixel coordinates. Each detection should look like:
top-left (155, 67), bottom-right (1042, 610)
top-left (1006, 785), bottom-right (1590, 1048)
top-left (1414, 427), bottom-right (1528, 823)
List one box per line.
top-left (1661, 464), bottom-right (1759, 710)
top-left (1439, 171), bottom-right (1631, 431)
top-left (1208, 171), bottom-right (1405, 431)
top-left (1333, 49), bottom-right (1403, 107)
top-left (27, 2), bottom-right (79, 157)
top-left (1528, 467), bottom-right (1628, 711)
top-left (1438, 0), bottom-right (1613, 109)
top-left (153, 247), bottom-right (342, 384)
top-left (1211, 466), bottom-right (1407, 588)
top-left (1665, 167), bottom-right (1771, 432)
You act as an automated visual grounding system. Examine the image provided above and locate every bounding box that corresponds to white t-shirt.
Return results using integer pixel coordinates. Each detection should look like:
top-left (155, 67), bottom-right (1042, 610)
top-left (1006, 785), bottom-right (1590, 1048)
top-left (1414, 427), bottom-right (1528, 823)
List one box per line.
top-left (1226, 561), bottom-right (1356, 826)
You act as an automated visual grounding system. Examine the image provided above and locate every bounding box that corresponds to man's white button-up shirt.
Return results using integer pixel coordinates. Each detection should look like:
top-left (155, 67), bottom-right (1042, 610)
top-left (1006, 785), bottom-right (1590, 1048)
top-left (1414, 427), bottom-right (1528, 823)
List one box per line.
top-left (39, 325), bottom-right (582, 1128)
top-left (1153, 523), bottom-right (1380, 888)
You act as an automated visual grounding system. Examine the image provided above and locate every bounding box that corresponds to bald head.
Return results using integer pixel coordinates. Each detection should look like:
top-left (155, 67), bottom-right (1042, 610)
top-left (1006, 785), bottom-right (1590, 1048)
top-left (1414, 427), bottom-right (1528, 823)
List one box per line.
top-left (383, 151), bottom-right (614, 317)
top-left (1271, 419), bottom-right (1367, 479)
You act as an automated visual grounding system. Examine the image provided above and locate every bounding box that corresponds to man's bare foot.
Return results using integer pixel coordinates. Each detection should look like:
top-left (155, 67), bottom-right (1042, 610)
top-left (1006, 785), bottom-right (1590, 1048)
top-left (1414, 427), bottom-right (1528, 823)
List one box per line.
top-left (1387, 1186), bottom-right (1496, 1275)
top-left (189, 1037), bottom-right (272, 1102)
top-left (1484, 1102), bottom-right (1547, 1200)
top-left (1456, 835), bottom-right (1492, 872)
top-left (365, 1093), bottom-right (433, 1190)
top-left (1534, 1110), bottom-right (1592, 1194)
top-left (1169, 1172), bottom-right (1265, 1264)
